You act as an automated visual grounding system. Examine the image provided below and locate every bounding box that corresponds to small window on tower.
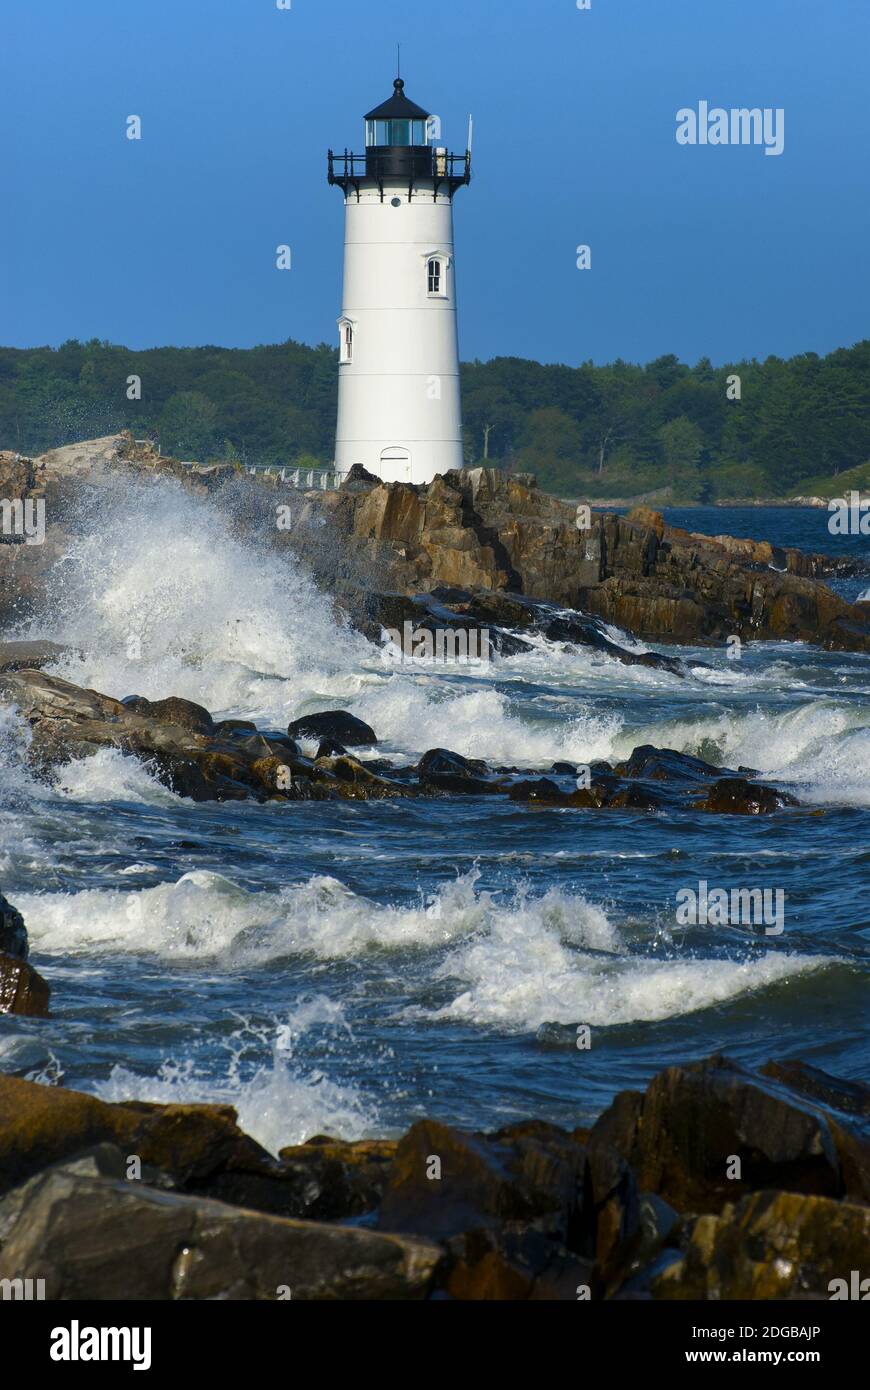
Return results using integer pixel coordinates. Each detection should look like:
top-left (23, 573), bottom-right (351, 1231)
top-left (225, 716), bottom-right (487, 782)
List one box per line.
top-left (427, 258), bottom-right (442, 295)
top-left (340, 321), bottom-right (353, 364)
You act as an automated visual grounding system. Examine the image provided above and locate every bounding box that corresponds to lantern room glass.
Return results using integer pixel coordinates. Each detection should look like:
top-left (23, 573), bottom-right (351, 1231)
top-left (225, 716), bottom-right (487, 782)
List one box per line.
top-left (366, 119), bottom-right (428, 147)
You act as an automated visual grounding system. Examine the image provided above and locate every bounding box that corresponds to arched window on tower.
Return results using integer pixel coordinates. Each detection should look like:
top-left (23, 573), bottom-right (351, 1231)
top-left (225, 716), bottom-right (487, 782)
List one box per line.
top-left (339, 318), bottom-right (354, 364)
top-left (427, 258), bottom-right (442, 295)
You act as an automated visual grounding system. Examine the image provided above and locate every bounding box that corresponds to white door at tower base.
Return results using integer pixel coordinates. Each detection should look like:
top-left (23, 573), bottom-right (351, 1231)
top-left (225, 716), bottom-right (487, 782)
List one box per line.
top-left (380, 447), bottom-right (411, 481)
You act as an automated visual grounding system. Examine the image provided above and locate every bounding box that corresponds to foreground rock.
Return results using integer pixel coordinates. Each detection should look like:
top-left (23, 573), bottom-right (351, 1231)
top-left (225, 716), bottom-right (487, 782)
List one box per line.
top-left (0, 1166), bottom-right (440, 1300)
top-left (651, 1191), bottom-right (870, 1300)
top-left (0, 1054), bottom-right (866, 1299)
top-left (587, 1053), bottom-right (870, 1213)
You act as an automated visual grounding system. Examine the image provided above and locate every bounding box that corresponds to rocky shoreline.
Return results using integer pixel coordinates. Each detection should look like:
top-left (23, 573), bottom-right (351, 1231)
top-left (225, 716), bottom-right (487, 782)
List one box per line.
top-left (1, 435), bottom-right (868, 1302)
top-left (0, 1033), bottom-right (866, 1299)
top-left (0, 641), bottom-right (806, 817)
top-left (2, 433), bottom-right (869, 650)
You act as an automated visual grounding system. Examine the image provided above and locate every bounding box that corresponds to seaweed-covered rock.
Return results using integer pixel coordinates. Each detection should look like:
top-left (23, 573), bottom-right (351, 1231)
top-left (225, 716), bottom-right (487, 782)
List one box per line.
top-left (651, 1190), bottom-right (870, 1300)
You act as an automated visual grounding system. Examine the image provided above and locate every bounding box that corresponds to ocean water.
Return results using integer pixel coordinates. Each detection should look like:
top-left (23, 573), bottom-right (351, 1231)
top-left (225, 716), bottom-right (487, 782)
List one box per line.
top-left (1, 481), bottom-right (867, 1155)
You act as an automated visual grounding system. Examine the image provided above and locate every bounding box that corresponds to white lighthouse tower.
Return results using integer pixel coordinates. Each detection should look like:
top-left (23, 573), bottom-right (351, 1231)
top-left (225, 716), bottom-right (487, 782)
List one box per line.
top-left (328, 77), bottom-right (471, 485)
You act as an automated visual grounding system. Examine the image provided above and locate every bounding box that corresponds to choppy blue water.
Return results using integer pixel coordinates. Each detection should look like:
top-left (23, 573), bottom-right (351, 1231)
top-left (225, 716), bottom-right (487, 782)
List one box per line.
top-left (1, 487), bottom-right (868, 1152)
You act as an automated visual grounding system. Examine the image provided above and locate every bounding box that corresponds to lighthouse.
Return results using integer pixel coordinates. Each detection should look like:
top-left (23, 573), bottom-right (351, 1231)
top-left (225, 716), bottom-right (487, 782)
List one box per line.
top-left (328, 77), bottom-right (471, 485)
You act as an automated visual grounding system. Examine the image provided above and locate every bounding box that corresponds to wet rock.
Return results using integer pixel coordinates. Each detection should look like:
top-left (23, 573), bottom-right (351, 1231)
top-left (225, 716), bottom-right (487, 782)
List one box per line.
top-left (0, 1167), bottom-right (441, 1300)
top-left (444, 1227), bottom-right (597, 1300)
top-left (121, 695), bottom-right (214, 734)
top-left (760, 1058), bottom-right (870, 1120)
top-left (613, 745), bottom-right (725, 783)
top-left (507, 778), bottom-right (566, 804)
top-left (651, 1190), bottom-right (870, 1299)
top-left (316, 737), bottom-right (348, 758)
top-left (694, 777), bottom-right (800, 814)
top-left (275, 1136), bottom-right (398, 1221)
top-left (287, 710), bottom-right (378, 746)
top-left (307, 469), bottom-right (870, 652)
top-left (376, 1118), bottom-right (586, 1246)
top-left (0, 954), bottom-right (50, 1017)
top-left (587, 1054), bottom-right (869, 1214)
top-left (0, 669), bottom-right (319, 804)
top-left (0, 891), bottom-right (28, 960)
top-left (604, 782), bottom-right (666, 812)
top-left (542, 615), bottom-right (685, 676)
top-left (416, 746), bottom-right (502, 794)
top-left (312, 754), bottom-right (406, 799)
top-left (0, 639), bottom-right (73, 673)
top-left (0, 1075), bottom-right (279, 1201)
top-left (213, 718), bottom-right (257, 736)
top-left (144, 752), bottom-right (228, 801)
top-left (584, 1139), bottom-right (640, 1282)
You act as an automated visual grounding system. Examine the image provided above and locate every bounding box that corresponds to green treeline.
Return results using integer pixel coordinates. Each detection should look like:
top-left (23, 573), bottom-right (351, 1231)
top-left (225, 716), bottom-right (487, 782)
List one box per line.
top-left (2, 337), bottom-right (868, 500)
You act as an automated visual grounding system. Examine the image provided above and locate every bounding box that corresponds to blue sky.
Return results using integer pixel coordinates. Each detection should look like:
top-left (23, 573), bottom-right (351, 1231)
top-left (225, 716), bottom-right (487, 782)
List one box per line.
top-left (3, 0), bottom-right (868, 365)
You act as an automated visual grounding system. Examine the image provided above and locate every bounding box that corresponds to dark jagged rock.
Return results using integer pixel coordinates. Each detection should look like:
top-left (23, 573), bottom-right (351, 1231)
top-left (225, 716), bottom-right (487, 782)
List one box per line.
top-left (650, 1190), bottom-right (870, 1300)
top-left (316, 737), bottom-right (348, 759)
top-left (759, 1058), bottom-right (870, 1120)
top-left (312, 754), bottom-right (406, 799)
top-left (542, 614), bottom-right (686, 676)
top-left (1, 1054), bottom-right (868, 1300)
top-left (121, 695), bottom-right (214, 734)
top-left (508, 777), bottom-right (566, 804)
top-left (0, 1167), bottom-right (441, 1300)
top-left (376, 1118), bottom-right (586, 1246)
top-left (0, 954), bottom-right (50, 1017)
top-left (693, 777), bottom-right (800, 815)
top-left (287, 710), bottom-right (378, 746)
top-left (587, 1053), bottom-right (870, 1214)
top-left (614, 745), bottom-right (727, 783)
top-left (0, 891), bottom-right (28, 961)
top-left (0, 669), bottom-right (807, 814)
top-left (584, 1138), bottom-right (641, 1283)
top-left (0, 1074), bottom-right (277, 1201)
top-left (275, 1136), bottom-right (398, 1222)
top-left (0, 669), bottom-right (339, 804)
top-left (443, 1228), bottom-right (596, 1301)
top-left (213, 718), bottom-right (257, 735)
top-left (416, 747), bottom-right (502, 795)
top-left (307, 469), bottom-right (870, 653)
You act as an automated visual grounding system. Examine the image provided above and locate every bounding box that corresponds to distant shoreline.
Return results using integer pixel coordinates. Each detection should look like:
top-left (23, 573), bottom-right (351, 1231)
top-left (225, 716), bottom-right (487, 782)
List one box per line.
top-left (575, 497), bottom-right (839, 510)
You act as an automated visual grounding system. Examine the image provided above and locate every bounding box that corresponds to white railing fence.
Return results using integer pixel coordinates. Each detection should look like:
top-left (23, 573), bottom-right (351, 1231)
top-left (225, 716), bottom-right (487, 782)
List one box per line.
top-left (245, 464), bottom-right (343, 490)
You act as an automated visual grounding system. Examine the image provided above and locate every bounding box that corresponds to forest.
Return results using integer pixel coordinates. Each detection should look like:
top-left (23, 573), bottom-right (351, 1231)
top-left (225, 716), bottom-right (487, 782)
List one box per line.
top-left (1, 337), bottom-right (868, 500)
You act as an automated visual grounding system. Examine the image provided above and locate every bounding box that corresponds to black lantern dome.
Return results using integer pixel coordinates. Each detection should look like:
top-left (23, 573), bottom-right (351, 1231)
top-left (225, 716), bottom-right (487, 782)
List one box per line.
top-left (328, 76), bottom-right (471, 199)
top-left (363, 79), bottom-right (432, 179)
top-left (365, 78), bottom-right (430, 149)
